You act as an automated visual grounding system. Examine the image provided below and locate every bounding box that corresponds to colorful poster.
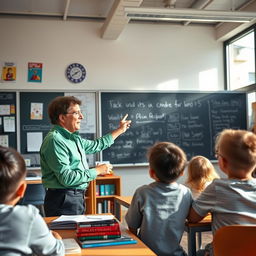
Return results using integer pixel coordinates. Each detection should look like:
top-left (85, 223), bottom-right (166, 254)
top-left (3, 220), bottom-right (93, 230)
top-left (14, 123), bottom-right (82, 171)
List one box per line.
top-left (1, 62), bottom-right (16, 82)
top-left (28, 62), bottom-right (42, 83)
top-left (30, 102), bottom-right (43, 120)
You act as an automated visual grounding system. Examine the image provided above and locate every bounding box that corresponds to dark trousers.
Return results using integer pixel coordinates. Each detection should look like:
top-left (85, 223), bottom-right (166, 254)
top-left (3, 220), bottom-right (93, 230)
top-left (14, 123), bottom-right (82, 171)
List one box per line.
top-left (44, 188), bottom-right (85, 217)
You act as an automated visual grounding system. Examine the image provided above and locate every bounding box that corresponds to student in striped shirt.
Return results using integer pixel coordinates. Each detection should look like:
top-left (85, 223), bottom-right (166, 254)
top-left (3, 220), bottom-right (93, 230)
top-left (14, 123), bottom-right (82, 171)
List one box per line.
top-left (188, 129), bottom-right (256, 256)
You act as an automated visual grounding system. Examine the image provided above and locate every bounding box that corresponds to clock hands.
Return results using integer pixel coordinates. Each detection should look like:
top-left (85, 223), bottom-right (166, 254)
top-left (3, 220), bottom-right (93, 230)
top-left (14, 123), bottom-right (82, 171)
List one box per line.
top-left (72, 70), bottom-right (81, 76)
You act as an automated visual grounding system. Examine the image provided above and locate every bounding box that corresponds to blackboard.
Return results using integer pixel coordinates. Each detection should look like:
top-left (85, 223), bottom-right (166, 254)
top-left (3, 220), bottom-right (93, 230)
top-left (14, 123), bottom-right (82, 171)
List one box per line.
top-left (0, 92), bottom-right (17, 149)
top-left (101, 92), bottom-right (247, 165)
top-left (20, 92), bottom-right (96, 167)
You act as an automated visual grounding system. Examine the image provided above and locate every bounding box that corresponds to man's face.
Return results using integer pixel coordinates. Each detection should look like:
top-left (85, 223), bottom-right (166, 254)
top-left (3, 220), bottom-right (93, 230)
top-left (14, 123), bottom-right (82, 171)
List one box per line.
top-left (60, 103), bottom-right (83, 133)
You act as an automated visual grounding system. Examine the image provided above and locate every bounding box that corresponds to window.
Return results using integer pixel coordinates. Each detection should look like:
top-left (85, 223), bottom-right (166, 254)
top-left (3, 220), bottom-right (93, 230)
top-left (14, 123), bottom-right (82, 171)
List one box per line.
top-left (225, 29), bottom-right (255, 90)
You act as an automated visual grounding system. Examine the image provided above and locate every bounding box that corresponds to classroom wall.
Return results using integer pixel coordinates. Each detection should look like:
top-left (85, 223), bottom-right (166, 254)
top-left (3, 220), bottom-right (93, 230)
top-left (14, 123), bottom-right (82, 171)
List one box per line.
top-left (0, 16), bottom-right (225, 195)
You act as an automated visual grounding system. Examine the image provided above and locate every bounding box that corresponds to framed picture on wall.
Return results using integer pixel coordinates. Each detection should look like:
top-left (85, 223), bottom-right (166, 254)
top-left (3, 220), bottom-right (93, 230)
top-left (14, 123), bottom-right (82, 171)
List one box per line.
top-left (28, 62), bottom-right (42, 83)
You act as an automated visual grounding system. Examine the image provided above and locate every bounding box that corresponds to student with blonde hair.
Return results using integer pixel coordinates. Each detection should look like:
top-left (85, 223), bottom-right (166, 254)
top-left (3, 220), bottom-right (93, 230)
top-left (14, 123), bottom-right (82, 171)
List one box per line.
top-left (188, 129), bottom-right (256, 256)
top-left (186, 156), bottom-right (219, 199)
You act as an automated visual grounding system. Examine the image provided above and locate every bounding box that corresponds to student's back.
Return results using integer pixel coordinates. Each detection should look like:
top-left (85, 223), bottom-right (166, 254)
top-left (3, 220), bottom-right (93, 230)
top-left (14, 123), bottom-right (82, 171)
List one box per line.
top-left (188, 129), bottom-right (256, 255)
top-left (125, 142), bottom-right (193, 256)
top-left (0, 146), bottom-right (64, 256)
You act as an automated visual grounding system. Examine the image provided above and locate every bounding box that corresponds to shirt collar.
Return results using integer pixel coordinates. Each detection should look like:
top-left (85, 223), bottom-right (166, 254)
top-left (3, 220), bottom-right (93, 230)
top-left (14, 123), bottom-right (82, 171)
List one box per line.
top-left (54, 125), bottom-right (80, 139)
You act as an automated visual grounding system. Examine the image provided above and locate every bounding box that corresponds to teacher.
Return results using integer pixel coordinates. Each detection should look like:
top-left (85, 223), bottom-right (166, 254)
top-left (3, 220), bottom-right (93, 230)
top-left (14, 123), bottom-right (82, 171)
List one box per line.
top-left (40, 96), bottom-right (131, 217)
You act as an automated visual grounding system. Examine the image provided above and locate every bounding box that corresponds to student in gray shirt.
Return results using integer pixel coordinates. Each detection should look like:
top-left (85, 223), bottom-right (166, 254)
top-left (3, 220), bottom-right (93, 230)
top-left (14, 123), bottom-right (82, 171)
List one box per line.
top-left (125, 142), bottom-right (193, 256)
top-left (0, 146), bottom-right (64, 256)
top-left (188, 129), bottom-right (256, 256)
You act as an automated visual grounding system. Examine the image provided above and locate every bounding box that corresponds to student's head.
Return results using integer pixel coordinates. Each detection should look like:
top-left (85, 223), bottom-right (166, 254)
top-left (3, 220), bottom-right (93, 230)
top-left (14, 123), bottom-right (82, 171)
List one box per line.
top-left (7, 68), bottom-right (12, 73)
top-left (0, 146), bottom-right (27, 204)
top-left (48, 96), bottom-right (83, 132)
top-left (186, 155), bottom-right (219, 191)
top-left (148, 142), bottom-right (187, 183)
top-left (215, 129), bottom-right (256, 177)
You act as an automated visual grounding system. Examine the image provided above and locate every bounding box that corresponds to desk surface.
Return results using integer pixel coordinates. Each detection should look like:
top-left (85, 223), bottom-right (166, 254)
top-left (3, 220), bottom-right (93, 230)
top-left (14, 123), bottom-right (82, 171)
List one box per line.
top-left (44, 217), bottom-right (156, 256)
top-left (25, 178), bottom-right (42, 184)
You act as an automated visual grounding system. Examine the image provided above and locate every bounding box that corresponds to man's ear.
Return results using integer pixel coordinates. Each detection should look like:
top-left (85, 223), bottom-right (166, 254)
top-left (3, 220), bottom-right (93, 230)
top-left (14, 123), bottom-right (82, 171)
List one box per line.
top-left (16, 181), bottom-right (27, 198)
top-left (58, 114), bottom-right (65, 125)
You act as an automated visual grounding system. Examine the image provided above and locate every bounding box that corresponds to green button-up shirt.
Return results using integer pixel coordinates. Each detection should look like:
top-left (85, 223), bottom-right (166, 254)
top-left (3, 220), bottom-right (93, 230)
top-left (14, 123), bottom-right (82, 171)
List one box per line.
top-left (40, 125), bottom-right (114, 190)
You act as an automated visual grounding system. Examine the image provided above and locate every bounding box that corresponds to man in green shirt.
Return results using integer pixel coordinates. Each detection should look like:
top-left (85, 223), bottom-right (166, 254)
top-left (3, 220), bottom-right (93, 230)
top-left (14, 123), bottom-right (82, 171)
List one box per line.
top-left (40, 96), bottom-right (131, 216)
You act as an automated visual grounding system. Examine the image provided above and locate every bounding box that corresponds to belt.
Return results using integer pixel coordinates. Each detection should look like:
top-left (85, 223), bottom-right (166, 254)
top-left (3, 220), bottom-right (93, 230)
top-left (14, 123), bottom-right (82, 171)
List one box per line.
top-left (47, 188), bottom-right (85, 192)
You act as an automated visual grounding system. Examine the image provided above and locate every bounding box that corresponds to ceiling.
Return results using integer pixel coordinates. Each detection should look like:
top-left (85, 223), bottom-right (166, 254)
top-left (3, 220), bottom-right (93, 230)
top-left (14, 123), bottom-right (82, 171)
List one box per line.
top-left (0, 0), bottom-right (256, 40)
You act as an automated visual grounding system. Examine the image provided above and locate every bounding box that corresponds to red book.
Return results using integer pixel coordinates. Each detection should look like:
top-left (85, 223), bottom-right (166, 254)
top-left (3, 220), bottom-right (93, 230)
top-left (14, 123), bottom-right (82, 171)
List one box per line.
top-left (77, 223), bottom-right (120, 233)
top-left (77, 230), bottom-right (121, 237)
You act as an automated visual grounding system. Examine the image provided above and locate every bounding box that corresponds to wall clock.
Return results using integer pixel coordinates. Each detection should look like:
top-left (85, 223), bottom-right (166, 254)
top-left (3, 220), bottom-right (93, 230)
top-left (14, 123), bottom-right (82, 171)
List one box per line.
top-left (66, 63), bottom-right (86, 83)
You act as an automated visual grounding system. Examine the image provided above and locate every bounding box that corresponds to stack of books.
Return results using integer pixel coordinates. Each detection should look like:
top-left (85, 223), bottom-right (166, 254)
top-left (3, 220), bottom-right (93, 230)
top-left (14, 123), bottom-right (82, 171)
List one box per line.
top-left (76, 218), bottom-right (137, 248)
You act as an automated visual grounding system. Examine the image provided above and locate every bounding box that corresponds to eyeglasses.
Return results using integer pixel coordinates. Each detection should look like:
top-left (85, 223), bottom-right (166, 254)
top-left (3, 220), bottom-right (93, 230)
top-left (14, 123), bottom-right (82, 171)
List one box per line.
top-left (65, 111), bottom-right (83, 117)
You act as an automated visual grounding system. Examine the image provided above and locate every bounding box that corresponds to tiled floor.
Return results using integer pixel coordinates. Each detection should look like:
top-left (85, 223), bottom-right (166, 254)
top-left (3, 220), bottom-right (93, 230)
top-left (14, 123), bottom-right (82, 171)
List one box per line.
top-left (181, 231), bottom-right (213, 254)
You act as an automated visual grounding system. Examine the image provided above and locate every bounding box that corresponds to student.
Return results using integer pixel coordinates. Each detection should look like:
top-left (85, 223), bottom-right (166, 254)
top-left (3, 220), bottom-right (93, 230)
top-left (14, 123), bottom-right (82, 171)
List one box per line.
top-left (125, 142), bottom-right (193, 256)
top-left (188, 129), bottom-right (256, 256)
top-left (40, 96), bottom-right (131, 216)
top-left (185, 156), bottom-right (219, 199)
top-left (0, 146), bottom-right (64, 256)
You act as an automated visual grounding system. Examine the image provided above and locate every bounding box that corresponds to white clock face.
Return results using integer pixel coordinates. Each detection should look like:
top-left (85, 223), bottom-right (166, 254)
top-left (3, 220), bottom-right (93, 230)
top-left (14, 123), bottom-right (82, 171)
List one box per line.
top-left (66, 63), bottom-right (86, 83)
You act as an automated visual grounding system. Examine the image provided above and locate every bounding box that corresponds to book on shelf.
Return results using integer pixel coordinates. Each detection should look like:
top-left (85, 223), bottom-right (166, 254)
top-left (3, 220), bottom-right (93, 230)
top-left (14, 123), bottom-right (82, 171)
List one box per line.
top-left (78, 234), bottom-right (121, 241)
top-left (62, 238), bottom-right (81, 254)
top-left (98, 184), bottom-right (116, 196)
top-left (78, 235), bottom-right (137, 248)
top-left (49, 214), bottom-right (115, 230)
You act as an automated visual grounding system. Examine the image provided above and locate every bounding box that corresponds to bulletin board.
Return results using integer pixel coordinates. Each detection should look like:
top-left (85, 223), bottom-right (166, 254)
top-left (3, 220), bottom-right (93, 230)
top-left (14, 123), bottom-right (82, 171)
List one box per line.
top-left (19, 91), bottom-right (96, 167)
top-left (0, 92), bottom-right (17, 149)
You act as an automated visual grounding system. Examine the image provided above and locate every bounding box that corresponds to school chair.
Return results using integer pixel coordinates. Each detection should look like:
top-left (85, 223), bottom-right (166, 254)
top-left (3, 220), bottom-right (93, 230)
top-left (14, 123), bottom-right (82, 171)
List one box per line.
top-left (20, 184), bottom-right (46, 216)
top-left (213, 225), bottom-right (256, 256)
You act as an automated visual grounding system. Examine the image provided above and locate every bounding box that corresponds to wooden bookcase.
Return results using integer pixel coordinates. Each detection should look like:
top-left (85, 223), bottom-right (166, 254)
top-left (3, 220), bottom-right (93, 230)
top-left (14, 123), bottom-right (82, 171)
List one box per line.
top-left (85, 175), bottom-right (121, 215)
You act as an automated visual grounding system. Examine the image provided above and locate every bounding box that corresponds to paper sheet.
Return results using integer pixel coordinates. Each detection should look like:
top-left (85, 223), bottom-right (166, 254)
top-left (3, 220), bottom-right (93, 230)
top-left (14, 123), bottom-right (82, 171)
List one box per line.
top-left (27, 132), bottom-right (43, 152)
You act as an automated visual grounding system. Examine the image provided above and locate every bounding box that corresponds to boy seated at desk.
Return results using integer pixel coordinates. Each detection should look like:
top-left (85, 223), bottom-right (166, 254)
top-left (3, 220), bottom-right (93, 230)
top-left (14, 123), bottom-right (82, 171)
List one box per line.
top-left (188, 129), bottom-right (256, 256)
top-left (125, 142), bottom-right (193, 256)
top-left (0, 146), bottom-right (64, 256)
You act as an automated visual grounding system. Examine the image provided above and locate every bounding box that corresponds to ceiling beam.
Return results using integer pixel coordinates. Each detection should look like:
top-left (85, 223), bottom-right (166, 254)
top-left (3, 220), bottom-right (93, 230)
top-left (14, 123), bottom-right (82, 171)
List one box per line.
top-left (184, 0), bottom-right (214, 25)
top-left (63, 0), bottom-right (71, 21)
top-left (101, 0), bottom-right (143, 40)
top-left (215, 0), bottom-right (256, 41)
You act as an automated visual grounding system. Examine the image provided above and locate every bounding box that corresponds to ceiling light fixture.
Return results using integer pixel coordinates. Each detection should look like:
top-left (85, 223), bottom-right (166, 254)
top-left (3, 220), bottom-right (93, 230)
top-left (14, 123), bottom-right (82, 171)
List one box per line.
top-left (125, 7), bottom-right (256, 23)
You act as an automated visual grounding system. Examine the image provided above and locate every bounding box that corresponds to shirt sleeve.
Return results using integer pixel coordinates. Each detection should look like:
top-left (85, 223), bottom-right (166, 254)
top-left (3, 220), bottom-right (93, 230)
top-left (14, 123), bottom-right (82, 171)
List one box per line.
top-left (125, 189), bottom-right (143, 230)
top-left (81, 133), bottom-right (114, 154)
top-left (29, 208), bottom-right (65, 256)
top-left (192, 181), bottom-right (216, 217)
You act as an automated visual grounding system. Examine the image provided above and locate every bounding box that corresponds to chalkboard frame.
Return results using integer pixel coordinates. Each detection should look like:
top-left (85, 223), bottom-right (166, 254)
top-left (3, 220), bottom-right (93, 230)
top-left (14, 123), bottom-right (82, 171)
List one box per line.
top-left (100, 91), bottom-right (248, 166)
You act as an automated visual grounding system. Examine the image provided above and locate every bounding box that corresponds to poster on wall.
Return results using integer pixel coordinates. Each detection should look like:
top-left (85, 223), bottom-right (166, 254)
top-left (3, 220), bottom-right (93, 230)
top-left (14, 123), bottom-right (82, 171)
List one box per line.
top-left (28, 62), bottom-right (42, 83)
top-left (1, 62), bottom-right (16, 82)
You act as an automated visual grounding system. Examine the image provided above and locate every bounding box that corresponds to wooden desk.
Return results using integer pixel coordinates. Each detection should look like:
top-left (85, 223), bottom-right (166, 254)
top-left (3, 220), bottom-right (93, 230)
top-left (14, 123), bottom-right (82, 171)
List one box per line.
top-left (114, 196), bottom-right (132, 220)
top-left (185, 215), bottom-right (212, 256)
top-left (113, 196), bottom-right (212, 256)
top-left (45, 217), bottom-right (157, 256)
top-left (25, 178), bottom-right (42, 184)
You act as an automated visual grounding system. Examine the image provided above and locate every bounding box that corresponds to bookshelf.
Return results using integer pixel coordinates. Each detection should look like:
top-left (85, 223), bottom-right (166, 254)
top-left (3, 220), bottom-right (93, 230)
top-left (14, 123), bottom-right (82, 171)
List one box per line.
top-left (85, 175), bottom-right (121, 216)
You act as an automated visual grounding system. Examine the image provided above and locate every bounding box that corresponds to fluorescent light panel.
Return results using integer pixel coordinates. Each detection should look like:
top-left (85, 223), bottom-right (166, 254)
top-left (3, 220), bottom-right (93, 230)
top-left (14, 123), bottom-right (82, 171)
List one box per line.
top-left (125, 7), bottom-right (256, 23)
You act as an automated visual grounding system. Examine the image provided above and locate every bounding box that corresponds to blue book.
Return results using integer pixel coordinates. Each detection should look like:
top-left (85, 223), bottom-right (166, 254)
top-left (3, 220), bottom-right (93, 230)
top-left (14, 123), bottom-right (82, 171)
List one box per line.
top-left (80, 239), bottom-right (137, 248)
top-left (100, 184), bottom-right (105, 196)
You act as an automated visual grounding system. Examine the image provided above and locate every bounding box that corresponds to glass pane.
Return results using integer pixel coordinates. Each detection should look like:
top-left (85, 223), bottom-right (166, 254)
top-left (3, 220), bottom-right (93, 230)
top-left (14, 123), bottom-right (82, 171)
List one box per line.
top-left (227, 31), bottom-right (255, 90)
top-left (248, 92), bottom-right (256, 129)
